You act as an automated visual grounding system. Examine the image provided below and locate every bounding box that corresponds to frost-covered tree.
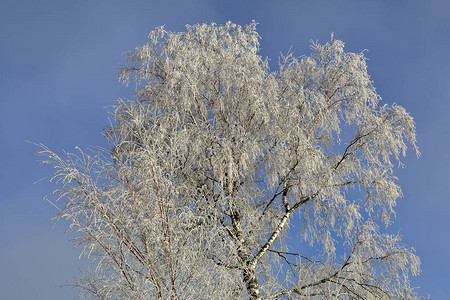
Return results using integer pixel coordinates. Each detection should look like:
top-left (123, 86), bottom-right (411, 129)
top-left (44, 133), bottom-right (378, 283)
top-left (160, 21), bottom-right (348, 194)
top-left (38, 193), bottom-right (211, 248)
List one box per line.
top-left (39, 22), bottom-right (424, 299)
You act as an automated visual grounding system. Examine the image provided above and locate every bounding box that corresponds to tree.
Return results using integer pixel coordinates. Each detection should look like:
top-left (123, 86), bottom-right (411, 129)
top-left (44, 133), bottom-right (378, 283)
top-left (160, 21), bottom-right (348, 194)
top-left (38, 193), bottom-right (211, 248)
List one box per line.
top-left (39, 21), bottom-right (423, 299)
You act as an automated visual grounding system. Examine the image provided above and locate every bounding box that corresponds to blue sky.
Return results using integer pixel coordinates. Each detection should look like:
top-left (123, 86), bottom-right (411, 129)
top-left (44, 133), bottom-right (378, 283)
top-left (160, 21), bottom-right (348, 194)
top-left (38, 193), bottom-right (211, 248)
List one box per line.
top-left (1, 0), bottom-right (449, 298)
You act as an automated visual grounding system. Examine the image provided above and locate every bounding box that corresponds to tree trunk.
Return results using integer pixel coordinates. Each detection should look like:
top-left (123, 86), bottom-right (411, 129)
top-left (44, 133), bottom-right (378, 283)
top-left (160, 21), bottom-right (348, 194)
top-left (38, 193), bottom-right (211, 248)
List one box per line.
top-left (243, 267), bottom-right (261, 300)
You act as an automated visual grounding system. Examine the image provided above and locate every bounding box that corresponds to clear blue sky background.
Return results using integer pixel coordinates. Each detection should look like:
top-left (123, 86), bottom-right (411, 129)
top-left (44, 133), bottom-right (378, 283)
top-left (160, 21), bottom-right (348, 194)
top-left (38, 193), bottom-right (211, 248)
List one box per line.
top-left (1, 0), bottom-right (448, 298)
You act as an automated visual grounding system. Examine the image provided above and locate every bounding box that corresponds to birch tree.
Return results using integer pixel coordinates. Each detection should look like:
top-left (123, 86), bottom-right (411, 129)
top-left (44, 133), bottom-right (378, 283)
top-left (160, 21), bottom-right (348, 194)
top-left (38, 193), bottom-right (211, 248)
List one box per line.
top-left (40, 21), bottom-right (424, 299)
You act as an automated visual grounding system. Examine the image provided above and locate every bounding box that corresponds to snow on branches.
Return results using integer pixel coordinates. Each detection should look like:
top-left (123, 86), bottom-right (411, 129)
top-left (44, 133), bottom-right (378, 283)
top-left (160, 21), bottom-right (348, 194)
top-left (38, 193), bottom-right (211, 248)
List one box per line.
top-left (40, 21), bottom-right (422, 299)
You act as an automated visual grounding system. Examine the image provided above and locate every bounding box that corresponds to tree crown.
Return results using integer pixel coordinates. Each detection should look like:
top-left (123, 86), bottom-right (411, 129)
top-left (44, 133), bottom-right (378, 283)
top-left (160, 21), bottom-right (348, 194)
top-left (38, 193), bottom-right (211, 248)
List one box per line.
top-left (40, 21), bottom-right (422, 299)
